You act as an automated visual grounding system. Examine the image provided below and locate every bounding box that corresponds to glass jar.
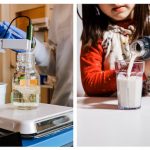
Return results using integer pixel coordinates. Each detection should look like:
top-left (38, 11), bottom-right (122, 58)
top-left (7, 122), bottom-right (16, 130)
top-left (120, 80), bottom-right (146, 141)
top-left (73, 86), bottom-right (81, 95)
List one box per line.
top-left (11, 52), bottom-right (40, 109)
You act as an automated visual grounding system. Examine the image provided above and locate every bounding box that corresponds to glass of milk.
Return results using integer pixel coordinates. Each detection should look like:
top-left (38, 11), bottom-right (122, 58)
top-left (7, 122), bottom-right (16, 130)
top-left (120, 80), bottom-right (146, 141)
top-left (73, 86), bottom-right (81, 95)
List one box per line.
top-left (115, 60), bottom-right (145, 110)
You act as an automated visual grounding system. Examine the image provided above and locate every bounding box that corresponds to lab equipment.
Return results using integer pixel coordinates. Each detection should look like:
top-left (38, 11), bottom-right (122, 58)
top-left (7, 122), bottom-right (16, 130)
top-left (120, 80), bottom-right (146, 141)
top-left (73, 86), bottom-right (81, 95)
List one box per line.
top-left (11, 52), bottom-right (40, 109)
top-left (0, 16), bottom-right (35, 52)
top-left (0, 17), bottom-right (33, 51)
top-left (0, 38), bottom-right (73, 145)
top-left (0, 16), bottom-right (73, 146)
top-left (0, 16), bottom-right (40, 109)
top-left (0, 39), bottom-right (31, 51)
top-left (130, 36), bottom-right (150, 60)
top-left (0, 38), bottom-right (38, 109)
top-left (0, 21), bottom-right (26, 52)
top-left (0, 103), bottom-right (73, 139)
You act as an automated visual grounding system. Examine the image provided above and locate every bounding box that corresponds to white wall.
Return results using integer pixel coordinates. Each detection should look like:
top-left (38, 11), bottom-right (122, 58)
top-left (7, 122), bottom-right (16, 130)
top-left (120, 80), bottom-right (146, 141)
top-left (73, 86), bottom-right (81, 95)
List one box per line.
top-left (77, 4), bottom-right (84, 96)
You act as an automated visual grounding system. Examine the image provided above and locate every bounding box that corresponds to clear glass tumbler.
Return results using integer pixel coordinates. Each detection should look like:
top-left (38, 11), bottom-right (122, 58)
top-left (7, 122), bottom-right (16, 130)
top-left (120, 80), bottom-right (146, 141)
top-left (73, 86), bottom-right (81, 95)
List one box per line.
top-left (115, 60), bottom-right (145, 110)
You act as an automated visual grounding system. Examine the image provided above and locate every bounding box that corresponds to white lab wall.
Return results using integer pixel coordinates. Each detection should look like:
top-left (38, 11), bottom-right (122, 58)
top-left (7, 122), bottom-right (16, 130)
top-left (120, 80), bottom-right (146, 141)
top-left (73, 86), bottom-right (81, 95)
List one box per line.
top-left (77, 4), bottom-right (85, 97)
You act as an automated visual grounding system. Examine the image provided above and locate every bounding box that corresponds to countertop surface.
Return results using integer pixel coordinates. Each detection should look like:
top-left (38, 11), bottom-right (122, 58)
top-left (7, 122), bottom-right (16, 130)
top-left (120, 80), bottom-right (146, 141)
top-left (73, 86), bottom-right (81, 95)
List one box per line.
top-left (77, 96), bottom-right (150, 146)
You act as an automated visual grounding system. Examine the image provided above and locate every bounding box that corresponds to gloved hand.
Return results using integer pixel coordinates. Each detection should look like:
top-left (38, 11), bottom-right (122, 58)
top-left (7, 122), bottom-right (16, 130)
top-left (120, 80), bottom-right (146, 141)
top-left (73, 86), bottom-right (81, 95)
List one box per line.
top-left (0, 21), bottom-right (26, 52)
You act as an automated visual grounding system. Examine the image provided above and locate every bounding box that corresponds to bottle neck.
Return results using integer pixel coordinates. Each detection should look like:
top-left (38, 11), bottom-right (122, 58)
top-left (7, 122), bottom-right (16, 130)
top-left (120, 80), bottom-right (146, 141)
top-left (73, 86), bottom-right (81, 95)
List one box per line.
top-left (16, 52), bottom-right (36, 72)
top-left (130, 36), bottom-right (150, 60)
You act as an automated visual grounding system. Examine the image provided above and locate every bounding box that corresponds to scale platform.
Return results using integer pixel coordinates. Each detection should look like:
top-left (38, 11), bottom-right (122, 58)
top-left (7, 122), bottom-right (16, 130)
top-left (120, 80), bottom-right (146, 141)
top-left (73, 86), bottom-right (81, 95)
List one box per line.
top-left (0, 103), bottom-right (73, 138)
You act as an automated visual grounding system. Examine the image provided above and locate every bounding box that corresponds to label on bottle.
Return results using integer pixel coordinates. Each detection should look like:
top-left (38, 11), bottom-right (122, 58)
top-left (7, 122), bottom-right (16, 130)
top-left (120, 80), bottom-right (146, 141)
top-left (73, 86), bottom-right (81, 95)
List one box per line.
top-left (19, 79), bottom-right (38, 86)
top-left (20, 79), bottom-right (26, 86)
top-left (30, 79), bottom-right (38, 85)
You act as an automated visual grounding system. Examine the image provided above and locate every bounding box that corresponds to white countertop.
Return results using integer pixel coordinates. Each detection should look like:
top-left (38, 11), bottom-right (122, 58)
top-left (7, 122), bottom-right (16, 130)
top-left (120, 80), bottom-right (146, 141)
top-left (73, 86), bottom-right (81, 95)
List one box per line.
top-left (77, 96), bottom-right (150, 146)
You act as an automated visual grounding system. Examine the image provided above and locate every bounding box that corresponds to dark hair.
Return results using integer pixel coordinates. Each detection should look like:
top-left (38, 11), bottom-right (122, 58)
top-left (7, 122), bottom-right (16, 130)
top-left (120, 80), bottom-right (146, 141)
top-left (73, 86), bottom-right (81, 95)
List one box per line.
top-left (81, 4), bottom-right (150, 46)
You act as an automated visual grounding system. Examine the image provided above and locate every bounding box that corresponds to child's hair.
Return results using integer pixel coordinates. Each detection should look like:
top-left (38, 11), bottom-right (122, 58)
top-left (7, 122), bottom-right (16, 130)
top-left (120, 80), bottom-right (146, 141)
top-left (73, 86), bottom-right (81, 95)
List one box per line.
top-left (81, 4), bottom-right (150, 46)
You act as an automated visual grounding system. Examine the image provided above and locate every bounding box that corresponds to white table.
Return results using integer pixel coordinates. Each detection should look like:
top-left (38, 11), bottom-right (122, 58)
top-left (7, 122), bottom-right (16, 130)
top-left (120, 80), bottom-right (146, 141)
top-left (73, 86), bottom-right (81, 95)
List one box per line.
top-left (77, 96), bottom-right (150, 146)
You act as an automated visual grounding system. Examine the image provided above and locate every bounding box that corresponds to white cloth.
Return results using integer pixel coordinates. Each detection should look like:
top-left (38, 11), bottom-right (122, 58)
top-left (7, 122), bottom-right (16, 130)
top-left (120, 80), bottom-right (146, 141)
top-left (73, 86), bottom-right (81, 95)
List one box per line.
top-left (34, 4), bottom-right (73, 107)
top-left (102, 25), bottom-right (134, 69)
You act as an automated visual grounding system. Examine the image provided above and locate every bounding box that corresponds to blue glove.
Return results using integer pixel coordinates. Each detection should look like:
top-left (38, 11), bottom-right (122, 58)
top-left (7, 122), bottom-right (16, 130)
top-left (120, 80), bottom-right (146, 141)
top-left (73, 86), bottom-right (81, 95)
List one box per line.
top-left (0, 21), bottom-right (26, 52)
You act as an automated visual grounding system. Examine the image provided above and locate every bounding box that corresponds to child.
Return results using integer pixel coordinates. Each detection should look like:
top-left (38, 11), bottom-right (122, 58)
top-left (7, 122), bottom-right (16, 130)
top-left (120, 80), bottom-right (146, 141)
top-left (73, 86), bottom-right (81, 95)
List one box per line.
top-left (80, 4), bottom-right (150, 96)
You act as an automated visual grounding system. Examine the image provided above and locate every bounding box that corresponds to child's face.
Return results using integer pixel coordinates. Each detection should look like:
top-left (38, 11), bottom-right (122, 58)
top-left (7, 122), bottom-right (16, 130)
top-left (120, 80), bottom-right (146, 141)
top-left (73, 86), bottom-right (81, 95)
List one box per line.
top-left (98, 4), bottom-right (135, 21)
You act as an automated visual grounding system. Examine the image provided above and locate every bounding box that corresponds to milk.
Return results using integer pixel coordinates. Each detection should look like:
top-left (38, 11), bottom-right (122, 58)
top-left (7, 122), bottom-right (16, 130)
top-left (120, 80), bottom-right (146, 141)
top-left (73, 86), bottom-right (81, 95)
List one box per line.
top-left (117, 52), bottom-right (143, 109)
top-left (117, 75), bottom-right (142, 109)
top-left (127, 53), bottom-right (138, 77)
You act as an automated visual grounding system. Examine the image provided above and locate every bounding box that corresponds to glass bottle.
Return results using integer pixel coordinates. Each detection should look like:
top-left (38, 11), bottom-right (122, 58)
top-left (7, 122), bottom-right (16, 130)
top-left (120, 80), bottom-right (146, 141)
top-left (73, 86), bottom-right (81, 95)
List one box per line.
top-left (130, 36), bottom-right (150, 60)
top-left (11, 52), bottom-right (40, 109)
top-left (130, 36), bottom-right (150, 96)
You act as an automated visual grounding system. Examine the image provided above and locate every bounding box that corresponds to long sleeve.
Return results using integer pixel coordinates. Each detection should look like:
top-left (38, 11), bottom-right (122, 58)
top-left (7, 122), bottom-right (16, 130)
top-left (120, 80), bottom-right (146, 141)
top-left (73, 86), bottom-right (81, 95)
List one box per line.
top-left (80, 40), bottom-right (117, 96)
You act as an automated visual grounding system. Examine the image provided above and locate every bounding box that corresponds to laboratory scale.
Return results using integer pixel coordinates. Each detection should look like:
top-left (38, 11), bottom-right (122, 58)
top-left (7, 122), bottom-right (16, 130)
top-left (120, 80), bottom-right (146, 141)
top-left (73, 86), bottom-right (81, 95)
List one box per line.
top-left (0, 103), bottom-right (73, 139)
top-left (0, 18), bottom-right (73, 146)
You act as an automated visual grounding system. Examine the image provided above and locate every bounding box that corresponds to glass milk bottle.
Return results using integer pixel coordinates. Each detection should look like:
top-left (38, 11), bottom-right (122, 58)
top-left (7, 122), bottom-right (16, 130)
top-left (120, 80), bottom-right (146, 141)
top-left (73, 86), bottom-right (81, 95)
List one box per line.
top-left (11, 52), bottom-right (40, 109)
top-left (130, 36), bottom-right (150, 60)
top-left (130, 36), bottom-right (150, 95)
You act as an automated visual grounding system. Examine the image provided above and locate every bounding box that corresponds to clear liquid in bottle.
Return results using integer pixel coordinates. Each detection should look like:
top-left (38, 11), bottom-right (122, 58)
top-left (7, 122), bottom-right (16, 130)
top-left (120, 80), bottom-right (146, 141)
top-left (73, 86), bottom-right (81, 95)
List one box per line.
top-left (11, 52), bottom-right (40, 109)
